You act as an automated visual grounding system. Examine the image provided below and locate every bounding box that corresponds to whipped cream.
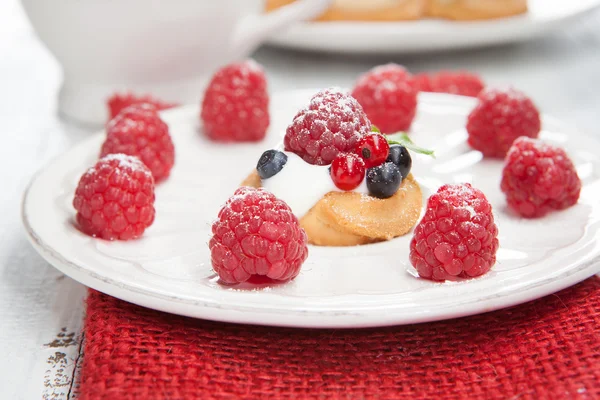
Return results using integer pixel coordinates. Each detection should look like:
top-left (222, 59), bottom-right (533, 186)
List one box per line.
top-left (261, 152), bottom-right (369, 218)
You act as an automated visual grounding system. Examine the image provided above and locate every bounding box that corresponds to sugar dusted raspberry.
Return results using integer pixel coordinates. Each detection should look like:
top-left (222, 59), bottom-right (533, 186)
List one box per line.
top-left (209, 187), bottom-right (308, 284)
top-left (413, 71), bottom-right (484, 97)
top-left (107, 92), bottom-right (177, 121)
top-left (201, 60), bottom-right (270, 142)
top-left (467, 88), bottom-right (541, 158)
top-left (101, 104), bottom-right (175, 182)
top-left (284, 88), bottom-right (371, 165)
top-left (410, 183), bottom-right (499, 281)
top-left (501, 137), bottom-right (581, 218)
top-left (73, 154), bottom-right (155, 241)
top-left (351, 64), bottom-right (417, 133)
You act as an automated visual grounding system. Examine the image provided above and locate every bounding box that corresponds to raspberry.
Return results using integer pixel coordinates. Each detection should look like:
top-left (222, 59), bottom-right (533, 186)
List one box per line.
top-left (73, 154), bottom-right (155, 241)
top-left (413, 71), bottom-right (484, 97)
top-left (411, 73), bottom-right (433, 92)
top-left (467, 88), bottom-right (541, 158)
top-left (209, 187), bottom-right (308, 284)
top-left (201, 60), bottom-right (269, 142)
top-left (284, 88), bottom-right (371, 165)
top-left (101, 104), bottom-right (175, 182)
top-left (409, 183), bottom-right (499, 281)
top-left (501, 137), bottom-right (581, 218)
top-left (351, 64), bottom-right (417, 134)
top-left (107, 92), bottom-right (176, 121)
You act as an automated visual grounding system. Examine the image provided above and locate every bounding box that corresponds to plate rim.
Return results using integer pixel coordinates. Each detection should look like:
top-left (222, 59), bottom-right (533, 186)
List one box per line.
top-left (21, 91), bottom-right (600, 328)
top-left (21, 207), bottom-right (600, 328)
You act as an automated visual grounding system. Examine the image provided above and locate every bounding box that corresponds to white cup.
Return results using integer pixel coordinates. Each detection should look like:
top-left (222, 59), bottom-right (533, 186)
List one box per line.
top-left (21, 0), bottom-right (330, 125)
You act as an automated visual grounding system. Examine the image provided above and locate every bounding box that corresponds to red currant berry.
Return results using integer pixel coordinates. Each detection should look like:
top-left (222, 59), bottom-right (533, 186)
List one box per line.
top-left (355, 132), bottom-right (390, 168)
top-left (330, 153), bottom-right (366, 191)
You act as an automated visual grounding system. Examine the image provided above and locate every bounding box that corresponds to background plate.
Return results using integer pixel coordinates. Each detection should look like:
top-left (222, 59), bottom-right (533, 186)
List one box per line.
top-left (267, 0), bottom-right (600, 53)
top-left (22, 90), bottom-right (600, 328)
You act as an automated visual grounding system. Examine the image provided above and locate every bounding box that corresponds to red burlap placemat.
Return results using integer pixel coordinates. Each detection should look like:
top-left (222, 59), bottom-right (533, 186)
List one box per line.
top-left (78, 277), bottom-right (600, 400)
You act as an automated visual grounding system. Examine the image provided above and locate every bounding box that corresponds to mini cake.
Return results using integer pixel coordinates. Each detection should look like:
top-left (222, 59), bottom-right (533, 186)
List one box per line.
top-left (426, 0), bottom-right (528, 21)
top-left (242, 167), bottom-right (422, 246)
top-left (266, 0), bottom-right (527, 21)
top-left (241, 88), bottom-right (426, 247)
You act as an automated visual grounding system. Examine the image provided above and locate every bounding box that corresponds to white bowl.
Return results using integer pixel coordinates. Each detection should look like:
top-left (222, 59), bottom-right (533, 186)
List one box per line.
top-left (21, 0), bottom-right (330, 125)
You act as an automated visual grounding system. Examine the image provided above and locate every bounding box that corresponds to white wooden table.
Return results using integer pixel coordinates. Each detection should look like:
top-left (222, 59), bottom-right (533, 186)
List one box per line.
top-left (2, 1), bottom-right (599, 398)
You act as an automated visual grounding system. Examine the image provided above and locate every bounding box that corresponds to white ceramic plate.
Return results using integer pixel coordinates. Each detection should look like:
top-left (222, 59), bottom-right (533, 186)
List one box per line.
top-left (267, 0), bottom-right (600, 53)
top-left (22, 90), bottom-right (600, 328)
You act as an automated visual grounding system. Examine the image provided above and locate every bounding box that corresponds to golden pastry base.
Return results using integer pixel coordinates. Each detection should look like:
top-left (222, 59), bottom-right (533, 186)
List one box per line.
top-left (242, 170), bottom-right (423, 246)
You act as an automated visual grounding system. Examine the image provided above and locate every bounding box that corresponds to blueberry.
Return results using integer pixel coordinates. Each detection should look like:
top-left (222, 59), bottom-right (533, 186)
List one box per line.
top-left (257, 150), bottom-right (288, 179)
top-left (366, 162), bottom-right (402, 199)
top-left (386, 145), bottom-right (412, 180)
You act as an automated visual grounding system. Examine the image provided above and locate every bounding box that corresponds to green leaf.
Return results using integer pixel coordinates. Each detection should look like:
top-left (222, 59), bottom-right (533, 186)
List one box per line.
top-left (385, 133), bottom-right (436, 157)
top-left (371, 125), bottom-right (381, 133)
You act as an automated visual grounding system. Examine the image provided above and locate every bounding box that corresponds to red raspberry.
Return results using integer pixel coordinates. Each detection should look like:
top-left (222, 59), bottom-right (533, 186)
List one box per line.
top-left (107, 92), bottom-right (177, 121)
top-left (501, 137), bottom-right (581, 218)
top-left (73, 154), bottom-right (156, 241)
top-left (209, 187), bottom-right (308, 284)
top-left (467, 88), bottom-right (541, 158)
top-left (413, 71), bottom-right (484, 97)
top-left (409, 183), bottom-right (499, 281)
top-left (330, 153), bottom-right (366, 191)
top-left (284, 88), bottom-right (371, 165)
top-left (351, 64), bottom-right (417, 134)
top-left (101, 104), bottom-right (175, 182)
top-left (201, 60), bottom-right (269, 142)
top-left (411, 73), bottom-right (433, 92)
top-left (354, 132), bottom-right (390, 168)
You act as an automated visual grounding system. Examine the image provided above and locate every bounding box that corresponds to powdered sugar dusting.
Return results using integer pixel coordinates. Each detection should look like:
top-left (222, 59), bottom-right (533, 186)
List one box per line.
top-left (228, 186), bottom-right (279, 206)
top-left (511, 137), bottom-right (552, 153)
top-left (464, 205), bottom-right (476, 217)
top-left (100, 153), bottom-right (152, 176)
top-left (436, 183), bottom-right (483, 218)
top-left (368, 63), bottom-right (409, 77)
top-left (480, 87), bottom-right (528, 102)
top-left (231, 60), bottom-right (264, 88)
top-left (285, 88), bottom-right (371, 165)
top-left (309, 87), bottom-right (359, 116)
top-left (371, 78), bottom-right (412, 102)
top-left (505, 137), bottom-right (564, 170)
top-left (478, 87), bottom-right (534, 120)
top-left (239, 59), bottom-right (263, 75)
